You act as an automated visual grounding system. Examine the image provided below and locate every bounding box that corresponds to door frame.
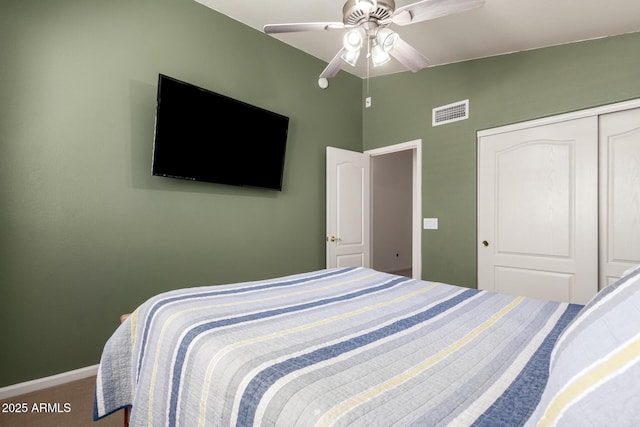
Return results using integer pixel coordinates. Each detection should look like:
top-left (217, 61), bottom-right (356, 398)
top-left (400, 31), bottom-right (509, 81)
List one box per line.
top-left (366, 140), bottom-right (422, 279)
top-left (477, 99), bottom-right (640, 138)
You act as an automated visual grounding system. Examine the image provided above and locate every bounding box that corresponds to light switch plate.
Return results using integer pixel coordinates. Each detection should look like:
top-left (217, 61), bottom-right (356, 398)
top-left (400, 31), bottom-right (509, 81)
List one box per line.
top-left (423, 218), bottom-right (438, 230)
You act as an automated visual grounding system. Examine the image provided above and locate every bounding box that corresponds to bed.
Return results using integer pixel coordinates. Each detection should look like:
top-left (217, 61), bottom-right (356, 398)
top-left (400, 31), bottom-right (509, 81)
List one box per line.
top-left (94, 266), bottom-right (640, 426)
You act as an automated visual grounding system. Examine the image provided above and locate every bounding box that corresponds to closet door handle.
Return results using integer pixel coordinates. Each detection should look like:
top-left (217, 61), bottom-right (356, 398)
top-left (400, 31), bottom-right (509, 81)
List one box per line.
top-left (482, 240), bottom-right (489, 247)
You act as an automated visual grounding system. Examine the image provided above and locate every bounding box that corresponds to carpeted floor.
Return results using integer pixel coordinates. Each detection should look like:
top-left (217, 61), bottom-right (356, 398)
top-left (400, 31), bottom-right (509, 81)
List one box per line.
top-left (0, 376), bottom-right (122, 427)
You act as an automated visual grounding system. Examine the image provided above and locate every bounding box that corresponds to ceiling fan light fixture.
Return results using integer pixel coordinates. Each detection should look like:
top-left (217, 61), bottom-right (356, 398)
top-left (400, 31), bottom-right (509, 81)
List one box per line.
top-left (341, 48), bottom-right (361, 66)
top-left (343, 29), bottom-right (364, 52)
top-left (371, 43), bottom-right (390, 67)
top-left (376, 28), bottom-right (398, 52)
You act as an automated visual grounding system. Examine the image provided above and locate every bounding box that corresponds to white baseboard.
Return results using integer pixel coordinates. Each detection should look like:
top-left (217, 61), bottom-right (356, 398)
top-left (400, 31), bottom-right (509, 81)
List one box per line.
top-left (0, 365), bottom-right (99, 400)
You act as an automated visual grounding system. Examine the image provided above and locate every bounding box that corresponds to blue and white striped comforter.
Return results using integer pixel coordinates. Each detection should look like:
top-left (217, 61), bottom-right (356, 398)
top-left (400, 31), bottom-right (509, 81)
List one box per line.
top-left (94, 267), bottom-right (582, 426)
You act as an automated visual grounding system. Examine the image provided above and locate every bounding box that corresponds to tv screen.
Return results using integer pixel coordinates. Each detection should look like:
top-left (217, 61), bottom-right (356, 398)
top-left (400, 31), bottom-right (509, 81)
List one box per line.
top-left (152, 74), bottom-right (289, 190)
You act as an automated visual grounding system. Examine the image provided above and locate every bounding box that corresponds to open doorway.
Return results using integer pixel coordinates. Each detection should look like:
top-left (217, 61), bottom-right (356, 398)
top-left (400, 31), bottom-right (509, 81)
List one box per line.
top-left (366, 140), bottom-right (422, 279)
top-left (371, 150), bottom-right (413, 276)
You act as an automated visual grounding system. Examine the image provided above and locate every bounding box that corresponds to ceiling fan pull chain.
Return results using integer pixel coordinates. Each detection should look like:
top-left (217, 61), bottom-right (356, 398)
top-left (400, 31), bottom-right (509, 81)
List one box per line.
top-left (367, 38), bottom-right (370, 93)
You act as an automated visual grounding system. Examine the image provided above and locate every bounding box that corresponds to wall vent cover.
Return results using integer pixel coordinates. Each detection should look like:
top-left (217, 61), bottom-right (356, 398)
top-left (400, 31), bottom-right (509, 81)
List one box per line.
top-left (432, 99), bottom-right (469, 126)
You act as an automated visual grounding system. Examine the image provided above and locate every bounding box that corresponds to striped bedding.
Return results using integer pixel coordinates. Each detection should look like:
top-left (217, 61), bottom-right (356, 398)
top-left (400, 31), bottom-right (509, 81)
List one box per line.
top-left (94, 267), bottom-right (582, 426)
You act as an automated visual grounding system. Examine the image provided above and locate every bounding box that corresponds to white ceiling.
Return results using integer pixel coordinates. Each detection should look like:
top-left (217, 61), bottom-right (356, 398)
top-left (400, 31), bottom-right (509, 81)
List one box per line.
top-left (195, 0), bottom-right (640, 79)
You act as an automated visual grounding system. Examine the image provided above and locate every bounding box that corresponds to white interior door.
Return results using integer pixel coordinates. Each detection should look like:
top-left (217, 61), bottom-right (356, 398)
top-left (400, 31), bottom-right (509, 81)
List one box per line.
top-left (599, 108), bottom-right (640, 286)
top-left (478, 117), bottom-right (599, 304)
top-left (326, 147), bottom-right (370, 268)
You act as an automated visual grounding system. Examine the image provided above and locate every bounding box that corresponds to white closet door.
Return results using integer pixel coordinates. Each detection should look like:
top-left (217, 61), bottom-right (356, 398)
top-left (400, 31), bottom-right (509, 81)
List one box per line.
top-left (599, 108), bottom-right (640, 287)
top-left (478, 117), bottom-right (599, 304)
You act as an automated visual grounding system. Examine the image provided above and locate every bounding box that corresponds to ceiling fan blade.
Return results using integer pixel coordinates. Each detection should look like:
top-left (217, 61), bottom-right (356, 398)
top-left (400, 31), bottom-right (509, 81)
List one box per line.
top-left (319, 48), bottom-right (347, 79)
top-left (264, 22), bottom-right (346, 34)
top-left (393, 0), bottom-right (485, 26)
top-left (389, 38), bottom-right (430, 72)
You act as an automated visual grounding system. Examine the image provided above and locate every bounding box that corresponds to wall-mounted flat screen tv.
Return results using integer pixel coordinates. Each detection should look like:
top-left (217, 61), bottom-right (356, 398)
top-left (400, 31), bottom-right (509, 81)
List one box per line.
top-left (152, 74), bottom-right (289, 190)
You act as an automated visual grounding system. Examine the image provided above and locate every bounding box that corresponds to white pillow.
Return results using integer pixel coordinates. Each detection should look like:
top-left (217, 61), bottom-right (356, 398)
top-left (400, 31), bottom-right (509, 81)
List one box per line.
top-left (526, 266), bottom-right (640, 426)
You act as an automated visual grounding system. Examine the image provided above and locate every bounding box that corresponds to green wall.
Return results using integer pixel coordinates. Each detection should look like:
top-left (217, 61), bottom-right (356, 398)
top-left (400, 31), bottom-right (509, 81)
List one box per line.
top-left (1, 0), bottom-right (639, 388)
top-left (363, 32), bottom-right (640, 288)
top-left (0, 0), bottom-right (362, 387)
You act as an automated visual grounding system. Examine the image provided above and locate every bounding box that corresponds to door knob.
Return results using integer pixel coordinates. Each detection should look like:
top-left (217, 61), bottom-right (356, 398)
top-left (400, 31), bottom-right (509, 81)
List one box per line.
top-left (328, 236), bottom-right (340, 242)
top-left (482, 240), bottom-right (489, 247)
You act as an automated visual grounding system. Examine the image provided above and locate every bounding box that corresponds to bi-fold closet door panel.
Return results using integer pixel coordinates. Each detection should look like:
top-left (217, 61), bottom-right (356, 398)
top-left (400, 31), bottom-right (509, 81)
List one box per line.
top-left (478, 107), bottom-right (640, 304)
top-left (599, 108), bottom-right (640, 287)
top-left (478, 117), bottom-right (598, 304)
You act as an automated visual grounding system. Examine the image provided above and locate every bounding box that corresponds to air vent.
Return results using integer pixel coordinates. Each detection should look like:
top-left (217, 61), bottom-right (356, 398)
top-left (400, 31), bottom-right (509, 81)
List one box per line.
top-left (432, 99), bottom-right (469, 126)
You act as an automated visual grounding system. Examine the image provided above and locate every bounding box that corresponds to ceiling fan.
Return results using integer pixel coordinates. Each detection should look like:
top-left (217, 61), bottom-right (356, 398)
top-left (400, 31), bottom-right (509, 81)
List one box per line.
top-left (264, 0), bottom-right (485, 88)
